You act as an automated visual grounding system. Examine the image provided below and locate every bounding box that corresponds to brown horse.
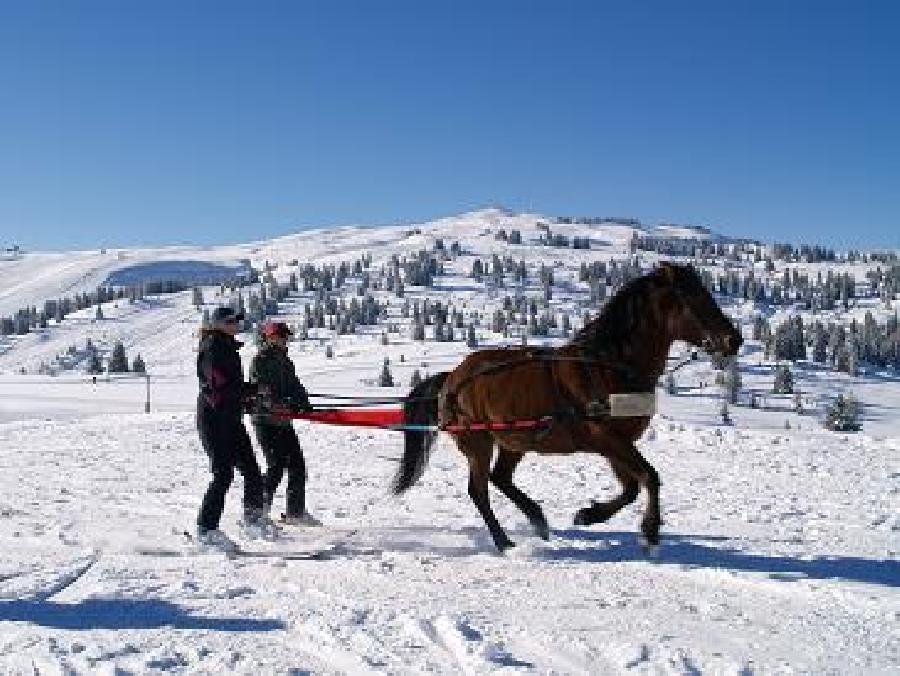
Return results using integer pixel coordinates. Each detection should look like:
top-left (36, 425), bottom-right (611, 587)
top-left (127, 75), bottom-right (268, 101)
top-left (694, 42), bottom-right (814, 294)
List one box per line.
top-left (393, 262), bottom-right (742, 552)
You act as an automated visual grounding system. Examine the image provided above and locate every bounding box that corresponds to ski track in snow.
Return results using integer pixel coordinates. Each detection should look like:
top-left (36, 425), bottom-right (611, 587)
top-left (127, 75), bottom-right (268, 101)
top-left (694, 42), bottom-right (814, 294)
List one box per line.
top-left (0, 412), bottom-right (896, 674)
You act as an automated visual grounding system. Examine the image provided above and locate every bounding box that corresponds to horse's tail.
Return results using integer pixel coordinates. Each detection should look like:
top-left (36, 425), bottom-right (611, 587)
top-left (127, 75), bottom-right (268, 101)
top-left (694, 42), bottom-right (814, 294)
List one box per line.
top-left (392, 371), bottom-right (450, 495)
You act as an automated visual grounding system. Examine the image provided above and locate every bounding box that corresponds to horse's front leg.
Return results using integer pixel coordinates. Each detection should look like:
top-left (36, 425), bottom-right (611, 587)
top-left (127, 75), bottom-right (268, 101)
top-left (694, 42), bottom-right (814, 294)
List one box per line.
top-left (633, 450), bottom-right (662, 547)
top-left (574, 440), bottom-right (662, 546)
top-left (573, 458), bottom-right (639, 526)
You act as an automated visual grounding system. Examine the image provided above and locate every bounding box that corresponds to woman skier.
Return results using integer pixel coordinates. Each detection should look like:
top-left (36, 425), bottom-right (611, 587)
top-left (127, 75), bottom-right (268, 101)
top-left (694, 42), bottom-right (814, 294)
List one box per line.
top-left (250, 320), bottom-right (320, 525)
top-left (195, 306), bottom-right (267, 549)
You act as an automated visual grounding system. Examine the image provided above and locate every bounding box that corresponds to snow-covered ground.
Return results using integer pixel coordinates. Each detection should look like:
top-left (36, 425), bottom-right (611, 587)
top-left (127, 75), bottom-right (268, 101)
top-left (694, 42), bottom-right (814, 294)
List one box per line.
top-left (0, 405), bottom-right (896, 674)
top-left (0, 210), bottom-right (898, 674)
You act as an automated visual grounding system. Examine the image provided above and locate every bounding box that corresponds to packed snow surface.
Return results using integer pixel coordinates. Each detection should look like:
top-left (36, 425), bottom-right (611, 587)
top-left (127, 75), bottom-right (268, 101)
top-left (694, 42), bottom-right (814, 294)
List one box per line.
top-left (0, 411), bottom-right (896, 674)
top-left (0, 210), bottom-right (897, 674)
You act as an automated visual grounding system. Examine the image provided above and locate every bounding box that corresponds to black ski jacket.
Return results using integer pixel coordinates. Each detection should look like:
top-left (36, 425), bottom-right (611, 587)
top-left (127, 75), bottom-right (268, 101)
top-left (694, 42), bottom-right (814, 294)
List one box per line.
top-left (249, 342), bottom-right (311, 426)
top-left (197, 331), bottom-right (252, 420)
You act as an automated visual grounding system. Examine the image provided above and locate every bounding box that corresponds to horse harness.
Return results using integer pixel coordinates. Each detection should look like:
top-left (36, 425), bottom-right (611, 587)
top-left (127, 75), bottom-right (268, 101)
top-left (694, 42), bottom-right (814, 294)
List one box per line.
top-left (438, 346), bottom-right (657, 440)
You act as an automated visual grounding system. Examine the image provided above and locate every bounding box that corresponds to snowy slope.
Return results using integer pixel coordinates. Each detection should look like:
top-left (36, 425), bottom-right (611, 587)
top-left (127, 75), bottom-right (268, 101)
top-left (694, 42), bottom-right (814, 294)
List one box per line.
top-left (0, 411), bottom-right (896, 674)
top-left (0, 210), bottom-right (898, 674)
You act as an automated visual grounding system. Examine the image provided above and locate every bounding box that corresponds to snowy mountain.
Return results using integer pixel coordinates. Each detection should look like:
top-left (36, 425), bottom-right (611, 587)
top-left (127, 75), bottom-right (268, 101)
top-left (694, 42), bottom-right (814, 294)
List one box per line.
top-left (0, 210), bottom-right (897, 674)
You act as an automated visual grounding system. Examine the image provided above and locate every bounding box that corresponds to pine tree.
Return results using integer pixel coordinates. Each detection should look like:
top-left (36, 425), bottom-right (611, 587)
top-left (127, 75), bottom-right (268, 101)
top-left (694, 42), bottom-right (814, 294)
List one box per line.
top-left (378, 357), bottom-right (394, 387)
top-left (108, 341), bottom-right (130, 373)
top-left (824, 393), bottom-right (861, 431)
top-left (773, 364), bottom-right (793, 394)
top-left (132, 354), bottom-right (146, 374)
top-left (86, 351), bottom-right (103, 375)
top-left (95, 304), bottom-right (104, 320)
top-left (724, 358), bottom-right (741, 404)
top-left (409, 369), bottom-right (423, 388)
top-left (719, 399), bottom-right (732, 425)
top-left (812, 322), bottom-right (828, 363)
top-left (466, 324), bottom-right (477, 348)
top-left (412, 321), bottom-right (426, 341)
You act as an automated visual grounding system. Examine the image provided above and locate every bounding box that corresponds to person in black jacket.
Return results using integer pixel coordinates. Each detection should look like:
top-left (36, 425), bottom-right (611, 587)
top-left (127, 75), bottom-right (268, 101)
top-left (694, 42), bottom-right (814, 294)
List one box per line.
top-left (250, 321), bottom-right (320, 525)
top-left (195, 307), bottom-right (265, 547)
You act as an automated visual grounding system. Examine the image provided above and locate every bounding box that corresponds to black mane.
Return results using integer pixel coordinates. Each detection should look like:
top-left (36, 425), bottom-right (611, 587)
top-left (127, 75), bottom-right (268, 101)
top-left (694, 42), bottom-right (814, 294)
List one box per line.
top-left (571, 273), bottom-right (659, 358)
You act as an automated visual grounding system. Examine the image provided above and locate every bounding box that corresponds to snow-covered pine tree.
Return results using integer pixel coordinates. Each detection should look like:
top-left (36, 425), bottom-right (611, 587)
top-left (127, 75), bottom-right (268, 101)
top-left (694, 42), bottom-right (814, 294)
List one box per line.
top-left (378, 357), bottom-right (394, 387)
top-left (86, 351), bottom-right (103, 375)
top-left (724, 358), bottom-right (741, 404)
top-left (773, 364), bottom-right (793, 394)
top-left (719, 399), bottom-right (732, 425)
top-left (793, 389), bottom-right (803, 414)
top-left (824, 393), bottom-right (861, 431)
top-left (665, 372), bottom-right (676, 394)
top-left (132, 354), bottom-right (146, 373)
top-left (108, 341), bottom-right (130, 373)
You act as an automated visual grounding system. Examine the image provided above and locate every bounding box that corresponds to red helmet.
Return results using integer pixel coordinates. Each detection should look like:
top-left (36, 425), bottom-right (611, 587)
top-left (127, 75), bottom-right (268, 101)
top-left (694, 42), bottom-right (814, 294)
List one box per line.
top-left (261, 321), bottom-right (293, 339)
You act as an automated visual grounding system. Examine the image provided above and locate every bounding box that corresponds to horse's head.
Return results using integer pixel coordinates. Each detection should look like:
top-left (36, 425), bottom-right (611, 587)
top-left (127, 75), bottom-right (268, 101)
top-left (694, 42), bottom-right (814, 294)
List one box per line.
top-left (656, 262), bottom-right (742, 357)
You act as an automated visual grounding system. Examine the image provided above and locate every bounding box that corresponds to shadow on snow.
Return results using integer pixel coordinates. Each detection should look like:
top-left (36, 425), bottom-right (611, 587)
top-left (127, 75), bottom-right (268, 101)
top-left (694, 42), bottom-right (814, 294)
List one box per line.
top-left (342, 525), bottom-right (898, 588)
top-left (542, 529), bottom-right (900, 588)
top-left (0, 597), bottom-right (287, 632)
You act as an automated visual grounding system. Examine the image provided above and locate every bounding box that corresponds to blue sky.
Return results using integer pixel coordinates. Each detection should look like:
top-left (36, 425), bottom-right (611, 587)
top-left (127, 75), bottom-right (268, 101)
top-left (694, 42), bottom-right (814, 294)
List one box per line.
top-left (0, 1), bottom-right (897, 250)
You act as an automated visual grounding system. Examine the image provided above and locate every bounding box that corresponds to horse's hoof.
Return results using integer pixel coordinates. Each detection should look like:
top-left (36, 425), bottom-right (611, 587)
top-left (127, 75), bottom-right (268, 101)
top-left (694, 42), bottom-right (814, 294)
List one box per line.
top-left (640, 538), bottom-right (661, 559)
top-left (531, 520), bottom-right (551, 540)
top-left (640, 519), bottom-right (661, 548)
top-left (498, 543), bottom-right (516, 554)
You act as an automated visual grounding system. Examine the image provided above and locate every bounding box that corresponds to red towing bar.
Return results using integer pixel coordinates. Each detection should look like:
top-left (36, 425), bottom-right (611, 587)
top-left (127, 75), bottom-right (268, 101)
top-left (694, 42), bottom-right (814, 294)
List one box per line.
top-left (269, 407), bottom-right (554, 433)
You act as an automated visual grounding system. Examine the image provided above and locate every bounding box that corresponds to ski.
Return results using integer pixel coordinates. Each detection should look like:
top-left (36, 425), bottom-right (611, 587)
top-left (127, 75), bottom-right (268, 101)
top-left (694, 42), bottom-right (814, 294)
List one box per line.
top-left (134, 527), bottom-right (361, 561)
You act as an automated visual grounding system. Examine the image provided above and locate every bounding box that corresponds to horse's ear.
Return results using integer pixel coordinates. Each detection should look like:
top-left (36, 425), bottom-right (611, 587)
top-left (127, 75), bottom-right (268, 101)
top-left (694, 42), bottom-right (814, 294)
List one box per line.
top-left (657, 262), bottom-right (677, 284)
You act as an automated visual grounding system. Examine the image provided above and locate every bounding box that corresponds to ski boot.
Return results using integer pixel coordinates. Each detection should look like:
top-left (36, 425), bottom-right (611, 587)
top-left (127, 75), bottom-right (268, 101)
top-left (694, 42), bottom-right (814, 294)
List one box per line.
top-left (280, 511), bottom-right (322, 527)
top-left (195, 527), bottom-right (239, 553)
top-left (239, 507), bottom-right (279, 541)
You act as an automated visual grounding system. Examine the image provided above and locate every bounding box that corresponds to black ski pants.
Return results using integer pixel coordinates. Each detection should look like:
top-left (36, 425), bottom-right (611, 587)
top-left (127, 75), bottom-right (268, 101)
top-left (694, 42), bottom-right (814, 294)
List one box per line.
top-left (196, 409), bottom-right (264, 530)
top-left (253, 423), bottom-right (306, 518)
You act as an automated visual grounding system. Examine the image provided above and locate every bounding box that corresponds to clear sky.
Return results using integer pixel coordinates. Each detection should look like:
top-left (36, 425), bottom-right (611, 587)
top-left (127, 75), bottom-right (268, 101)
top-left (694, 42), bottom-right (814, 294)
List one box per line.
top-left (0, 0), bottom-right (897, 250)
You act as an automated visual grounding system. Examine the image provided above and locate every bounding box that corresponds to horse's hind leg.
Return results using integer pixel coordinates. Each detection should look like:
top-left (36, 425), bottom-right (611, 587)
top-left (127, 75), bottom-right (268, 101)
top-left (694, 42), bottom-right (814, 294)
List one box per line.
top-left (574, 459), bottom-right (639, 526)
top-left (491, 449), bottom-right (550, 540)
top-left (459, 433), bottom-right (515, 552)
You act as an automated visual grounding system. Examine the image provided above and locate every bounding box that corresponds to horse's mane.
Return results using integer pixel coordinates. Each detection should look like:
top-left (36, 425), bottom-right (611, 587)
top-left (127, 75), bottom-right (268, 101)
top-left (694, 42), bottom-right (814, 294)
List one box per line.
top-left (571, 272), bottom-right (662, 358)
